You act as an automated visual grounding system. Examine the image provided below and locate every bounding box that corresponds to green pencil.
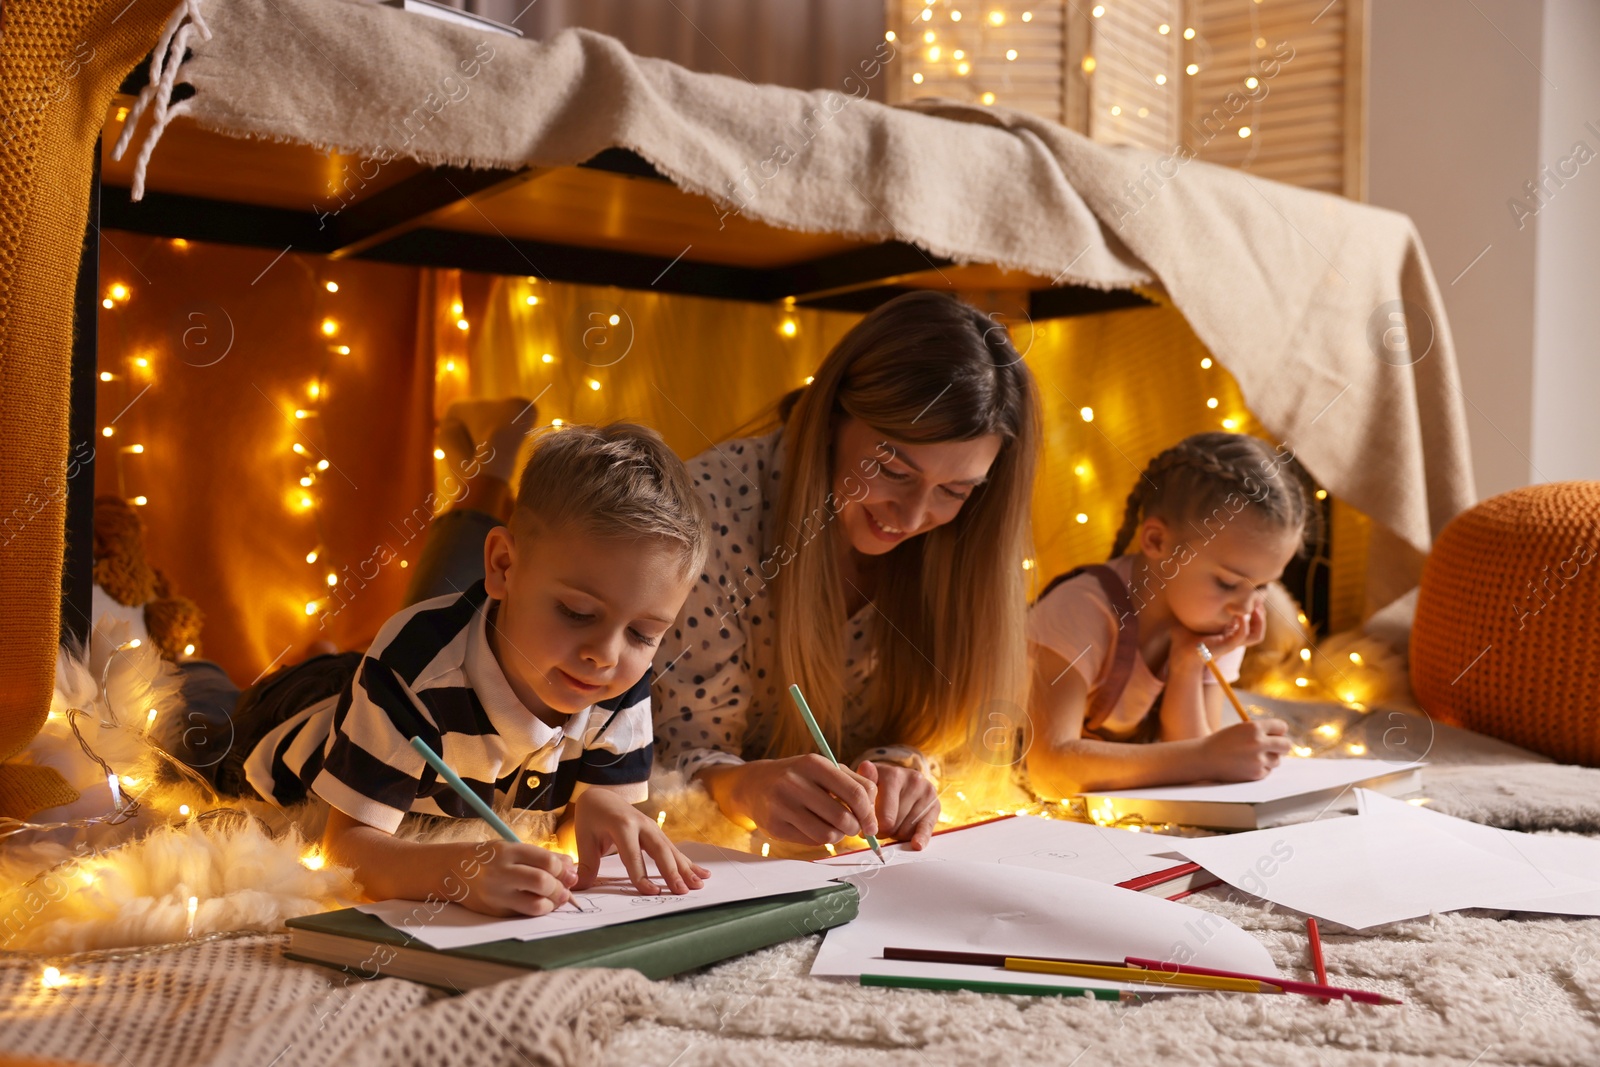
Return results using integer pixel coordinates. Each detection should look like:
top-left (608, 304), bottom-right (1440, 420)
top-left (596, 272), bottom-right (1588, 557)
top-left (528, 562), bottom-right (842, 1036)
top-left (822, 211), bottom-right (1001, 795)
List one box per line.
top-left (409, 735), bottom-right (579, 912)
top-left (860, 973), bottom-right (1146, 1001)
top-left (787, 683), bottom-right (885, 863)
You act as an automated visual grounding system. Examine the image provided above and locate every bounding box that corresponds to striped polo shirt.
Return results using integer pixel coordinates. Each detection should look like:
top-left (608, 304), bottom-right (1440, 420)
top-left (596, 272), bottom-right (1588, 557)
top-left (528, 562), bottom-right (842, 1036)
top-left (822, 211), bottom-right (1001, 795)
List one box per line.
top-left (243, 580), bottom-right (653, 833)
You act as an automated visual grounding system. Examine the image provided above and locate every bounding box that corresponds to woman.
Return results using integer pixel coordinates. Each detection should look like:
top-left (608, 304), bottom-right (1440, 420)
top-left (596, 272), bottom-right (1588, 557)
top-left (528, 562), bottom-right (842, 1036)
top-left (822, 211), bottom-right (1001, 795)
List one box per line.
top-left (652, 291), bottom-right (1040, 849)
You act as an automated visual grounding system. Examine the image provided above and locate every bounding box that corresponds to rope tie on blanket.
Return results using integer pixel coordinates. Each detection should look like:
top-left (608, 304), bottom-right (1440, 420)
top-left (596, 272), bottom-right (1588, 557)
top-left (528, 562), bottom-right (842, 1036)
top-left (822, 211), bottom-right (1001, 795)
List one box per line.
top-left (111, 0), bottom-right (211, 201)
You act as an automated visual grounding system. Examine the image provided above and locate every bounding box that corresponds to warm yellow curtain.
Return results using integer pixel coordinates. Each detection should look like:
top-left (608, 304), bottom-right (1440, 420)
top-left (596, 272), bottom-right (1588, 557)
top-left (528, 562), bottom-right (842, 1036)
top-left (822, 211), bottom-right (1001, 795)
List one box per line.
top-left (1018, 301), bottom-right (1259, 585)
top-left (92, 236), bottom-right (435, 683)
top-left (1018, 300), bottom-right (1361, 630)
top-left (465, 275), bottom-right (861, 459)
top-left (460, 280), bottom-right (1364, 629)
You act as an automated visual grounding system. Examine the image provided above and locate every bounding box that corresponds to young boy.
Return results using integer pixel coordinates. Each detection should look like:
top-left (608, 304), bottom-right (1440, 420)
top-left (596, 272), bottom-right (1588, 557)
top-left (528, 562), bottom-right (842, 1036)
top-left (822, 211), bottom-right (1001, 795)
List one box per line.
top-left (236, 420), bottom-right (712, 917)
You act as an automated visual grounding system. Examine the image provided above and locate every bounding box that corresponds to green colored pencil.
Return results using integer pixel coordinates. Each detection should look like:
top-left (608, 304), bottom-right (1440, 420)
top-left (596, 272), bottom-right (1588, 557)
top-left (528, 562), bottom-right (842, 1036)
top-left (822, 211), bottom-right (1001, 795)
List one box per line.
top-left (787, 683), bottom-right (885, 863)
top-left (860, 973), bottom-right (1146, 1001)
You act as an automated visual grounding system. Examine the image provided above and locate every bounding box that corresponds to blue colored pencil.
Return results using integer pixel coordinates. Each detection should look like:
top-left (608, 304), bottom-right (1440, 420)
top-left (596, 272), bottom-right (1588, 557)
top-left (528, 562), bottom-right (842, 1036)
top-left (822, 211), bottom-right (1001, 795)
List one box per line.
top-left (787, 683), bottom-right (885, 863)
top-left (408, 735), bottom-right (579, 910)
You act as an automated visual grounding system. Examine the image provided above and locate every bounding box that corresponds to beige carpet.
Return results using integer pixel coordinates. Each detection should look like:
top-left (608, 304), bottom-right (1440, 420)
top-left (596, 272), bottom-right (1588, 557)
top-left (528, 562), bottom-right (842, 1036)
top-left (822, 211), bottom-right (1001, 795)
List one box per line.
top-left (3, 697), bottom-right (1599, 1066)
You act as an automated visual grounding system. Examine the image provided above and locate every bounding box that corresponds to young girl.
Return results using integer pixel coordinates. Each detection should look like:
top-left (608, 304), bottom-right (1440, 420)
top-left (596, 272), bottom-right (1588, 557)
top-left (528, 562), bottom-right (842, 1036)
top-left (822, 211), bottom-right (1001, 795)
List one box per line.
top-left (1025, 432), bottom-right (1310, 798)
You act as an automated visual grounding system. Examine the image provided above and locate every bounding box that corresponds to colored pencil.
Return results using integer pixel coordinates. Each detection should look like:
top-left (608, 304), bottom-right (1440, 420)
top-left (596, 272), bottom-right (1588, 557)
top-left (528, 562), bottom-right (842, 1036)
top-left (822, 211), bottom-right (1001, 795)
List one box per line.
top-left (1196, 642), bottom-right (1252, 723)
top-left (888, 948), bottom-right (1400, 1005)
top-left (886, 947), bottom-right (1124, 969)
top-left (861, 973), bottom-right (1144, 1001)
top-left (1124, 957), bottom-right (1402, 1006)
top-left (826, 812), bottom-right (1016, 860)
top-left (787, 683), bottom-right (884, 863)
top-left (1006, 958), bottom-right (1270, 993)
top-left (408, 735), bottom-right (580, 912)
top-left (1307, 918), bottom-right (1329, 1002)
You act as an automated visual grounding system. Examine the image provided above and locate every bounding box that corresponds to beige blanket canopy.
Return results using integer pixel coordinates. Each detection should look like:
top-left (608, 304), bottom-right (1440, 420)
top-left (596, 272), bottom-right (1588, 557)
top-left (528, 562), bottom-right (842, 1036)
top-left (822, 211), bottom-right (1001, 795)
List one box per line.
top-left (121, 0), bottom-right (1472, 604)
top-left (3, 0), bottom-right (1472, 813)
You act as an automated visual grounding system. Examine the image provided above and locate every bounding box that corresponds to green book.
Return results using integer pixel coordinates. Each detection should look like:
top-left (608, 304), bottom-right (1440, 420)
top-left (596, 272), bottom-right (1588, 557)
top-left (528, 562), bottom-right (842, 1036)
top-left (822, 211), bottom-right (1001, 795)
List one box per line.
top-left (283, 882), bottom-right (858, 990)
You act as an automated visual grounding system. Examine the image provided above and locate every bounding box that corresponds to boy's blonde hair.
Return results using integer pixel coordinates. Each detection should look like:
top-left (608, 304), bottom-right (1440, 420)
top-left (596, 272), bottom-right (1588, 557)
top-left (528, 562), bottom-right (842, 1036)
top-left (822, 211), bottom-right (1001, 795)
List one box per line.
top-left (511, 422), bottom-right (709, 577)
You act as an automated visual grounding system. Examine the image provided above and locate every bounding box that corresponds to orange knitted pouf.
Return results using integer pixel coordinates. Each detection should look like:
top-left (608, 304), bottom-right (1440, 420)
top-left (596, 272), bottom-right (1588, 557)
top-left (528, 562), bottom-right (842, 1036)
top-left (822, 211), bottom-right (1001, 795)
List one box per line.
top-left (1412, 481), bottom-right (1600, 765)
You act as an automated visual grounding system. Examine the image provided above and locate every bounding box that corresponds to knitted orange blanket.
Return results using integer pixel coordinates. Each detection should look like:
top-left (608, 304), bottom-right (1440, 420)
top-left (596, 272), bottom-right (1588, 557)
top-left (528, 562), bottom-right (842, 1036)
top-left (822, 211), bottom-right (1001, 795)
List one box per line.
top-left (0, 0), bottom-right (169, 819)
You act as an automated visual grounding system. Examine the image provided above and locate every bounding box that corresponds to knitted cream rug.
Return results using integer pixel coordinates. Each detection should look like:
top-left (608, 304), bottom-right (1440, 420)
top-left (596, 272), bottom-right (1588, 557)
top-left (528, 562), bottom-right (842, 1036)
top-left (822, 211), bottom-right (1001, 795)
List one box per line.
top-left (605, 702), bottom-right (1600, 1067)
top-left (3, 699), bottom-right (1599, 1067)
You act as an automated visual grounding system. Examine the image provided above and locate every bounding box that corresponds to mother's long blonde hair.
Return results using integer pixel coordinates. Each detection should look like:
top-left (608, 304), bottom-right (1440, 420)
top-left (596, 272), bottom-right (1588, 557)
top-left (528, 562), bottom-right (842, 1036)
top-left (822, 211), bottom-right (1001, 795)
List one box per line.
top-left (766, 291), bottom-right (1040, 765)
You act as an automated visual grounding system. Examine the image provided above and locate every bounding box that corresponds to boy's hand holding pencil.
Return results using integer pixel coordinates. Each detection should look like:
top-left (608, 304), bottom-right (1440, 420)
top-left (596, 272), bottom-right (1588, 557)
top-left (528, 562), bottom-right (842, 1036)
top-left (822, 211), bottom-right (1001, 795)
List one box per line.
top-left (455, 838), bottom-right (582, 918)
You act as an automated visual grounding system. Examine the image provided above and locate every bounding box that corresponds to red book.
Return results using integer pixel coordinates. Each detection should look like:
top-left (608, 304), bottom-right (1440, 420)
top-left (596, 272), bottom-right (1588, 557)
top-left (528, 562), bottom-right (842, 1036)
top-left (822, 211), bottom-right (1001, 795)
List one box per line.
top-left (1116, 860), bottom-right (1223, 901)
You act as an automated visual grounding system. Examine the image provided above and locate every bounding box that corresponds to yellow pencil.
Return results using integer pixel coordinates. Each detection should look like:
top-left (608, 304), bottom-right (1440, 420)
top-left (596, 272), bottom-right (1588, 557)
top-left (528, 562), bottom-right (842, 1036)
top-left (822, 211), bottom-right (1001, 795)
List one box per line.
top-left (1196, 642), bottom-right (1252, 724)
top-left (1005, 957), bottom-right (1274, 994)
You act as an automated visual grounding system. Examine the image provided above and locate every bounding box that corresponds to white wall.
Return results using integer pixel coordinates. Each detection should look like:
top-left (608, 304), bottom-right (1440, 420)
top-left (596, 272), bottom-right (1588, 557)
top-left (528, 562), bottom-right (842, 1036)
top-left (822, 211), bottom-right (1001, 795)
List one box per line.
top-left (1532, 0), bottom-right (1600, 484)
top-left (1369, 0), bottom-right (1600, 500)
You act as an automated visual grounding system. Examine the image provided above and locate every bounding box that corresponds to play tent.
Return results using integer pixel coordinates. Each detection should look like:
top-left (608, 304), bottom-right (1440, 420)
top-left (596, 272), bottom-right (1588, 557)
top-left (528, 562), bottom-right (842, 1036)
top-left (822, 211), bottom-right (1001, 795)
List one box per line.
top-left (0, 0), bottom-right (1472, 818)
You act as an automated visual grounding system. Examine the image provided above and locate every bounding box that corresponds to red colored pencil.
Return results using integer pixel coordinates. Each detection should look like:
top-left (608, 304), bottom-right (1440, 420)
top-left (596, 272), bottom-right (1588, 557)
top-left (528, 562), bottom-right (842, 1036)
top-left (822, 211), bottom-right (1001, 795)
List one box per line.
top-left (1307, 918), bottom-right (1329, 1002)
top-left (1123, 957), bottom-right (1401, 1006)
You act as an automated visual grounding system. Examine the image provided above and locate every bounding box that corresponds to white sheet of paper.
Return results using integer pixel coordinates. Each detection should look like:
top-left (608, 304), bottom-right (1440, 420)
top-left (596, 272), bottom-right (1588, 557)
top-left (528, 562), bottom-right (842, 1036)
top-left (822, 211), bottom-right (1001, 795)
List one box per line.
top-left (810, 858), bottom-right (1278, 991)
top-left (1085, 757), bottom-right (1421, 805)
top-left (815, 814), bottom-right (1186, 885)
top-left (1356, 790), bottom-right (1600, 915)
top-left (1167, 810), bottom-right (1596, 930)
top-left (358, 843), bottom-right (845, 950)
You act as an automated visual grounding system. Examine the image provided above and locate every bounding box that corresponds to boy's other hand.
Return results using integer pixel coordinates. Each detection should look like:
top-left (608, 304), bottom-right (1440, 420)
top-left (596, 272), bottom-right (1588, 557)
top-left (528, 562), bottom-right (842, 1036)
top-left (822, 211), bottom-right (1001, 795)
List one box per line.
top-left (1199, 717), bottom-right (1291, 781)
top-left (571, 789), bottom-right (711, 896)
top-left (453, 838), bottom-right (578, 918)
top-left (856, 760), bottom-right (938, 850)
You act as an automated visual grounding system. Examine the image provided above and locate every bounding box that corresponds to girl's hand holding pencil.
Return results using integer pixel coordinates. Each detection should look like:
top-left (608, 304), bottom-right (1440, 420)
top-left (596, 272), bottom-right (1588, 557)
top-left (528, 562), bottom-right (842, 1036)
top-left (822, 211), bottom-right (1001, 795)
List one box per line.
top-left (1198, 717), bottom-right (1292, 781)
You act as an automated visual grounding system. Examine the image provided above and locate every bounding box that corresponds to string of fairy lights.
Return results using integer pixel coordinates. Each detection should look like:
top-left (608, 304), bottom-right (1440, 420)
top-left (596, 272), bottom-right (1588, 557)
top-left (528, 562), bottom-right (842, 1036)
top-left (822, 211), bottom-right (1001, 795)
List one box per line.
top-left (23, 251), bottom-right (1394, 988)
top-left (893, 1), bottom-right (1266, 145)
top-left (292, 276), bottom-right (346, 622)
top-left (889, 0), bottom-right (1037, 107)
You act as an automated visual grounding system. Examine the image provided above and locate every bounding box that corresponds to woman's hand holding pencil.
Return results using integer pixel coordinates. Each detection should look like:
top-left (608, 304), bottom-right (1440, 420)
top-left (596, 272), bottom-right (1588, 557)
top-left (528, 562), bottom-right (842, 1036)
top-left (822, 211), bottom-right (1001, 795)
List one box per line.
top-left (856, 759), bottom-right (939, 850)
top-left (707, 753), bottom-right (881, 846)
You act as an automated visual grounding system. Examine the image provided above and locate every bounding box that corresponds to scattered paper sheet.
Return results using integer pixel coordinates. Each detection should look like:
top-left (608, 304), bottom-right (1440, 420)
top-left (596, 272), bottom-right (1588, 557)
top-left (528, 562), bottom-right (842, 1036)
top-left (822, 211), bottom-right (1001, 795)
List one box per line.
top-left (815, 814), bottom-right (1186, 885)
top-left (359, 843), bottom-right (844, 950)
top-left (1357, 790), bottom-right (1600, 915)
top-left (810, 858), bottom-right (1278, 992)
top-left (1168, 808), bottom-right (1600, 930)
top-left (1084, 757), bottom-right (1422, 805)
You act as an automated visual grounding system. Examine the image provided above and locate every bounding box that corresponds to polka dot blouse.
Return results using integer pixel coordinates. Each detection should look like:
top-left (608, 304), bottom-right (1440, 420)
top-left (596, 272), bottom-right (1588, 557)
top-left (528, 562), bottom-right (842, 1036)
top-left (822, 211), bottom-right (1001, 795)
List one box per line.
top-left (651, 429), bottom-right (937, 782)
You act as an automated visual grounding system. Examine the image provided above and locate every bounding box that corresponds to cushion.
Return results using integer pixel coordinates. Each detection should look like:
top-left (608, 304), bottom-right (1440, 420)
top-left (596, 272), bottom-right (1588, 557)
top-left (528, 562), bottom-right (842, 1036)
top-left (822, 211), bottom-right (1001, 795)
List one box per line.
top-left (1411, 481), bottom-right (1600, 764)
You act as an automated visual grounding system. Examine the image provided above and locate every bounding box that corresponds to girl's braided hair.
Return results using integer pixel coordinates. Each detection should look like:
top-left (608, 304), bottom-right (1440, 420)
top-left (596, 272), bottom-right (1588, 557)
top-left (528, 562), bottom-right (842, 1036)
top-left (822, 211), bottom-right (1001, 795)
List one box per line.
top-left (1108, 432), bottom-right (1319, 559)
